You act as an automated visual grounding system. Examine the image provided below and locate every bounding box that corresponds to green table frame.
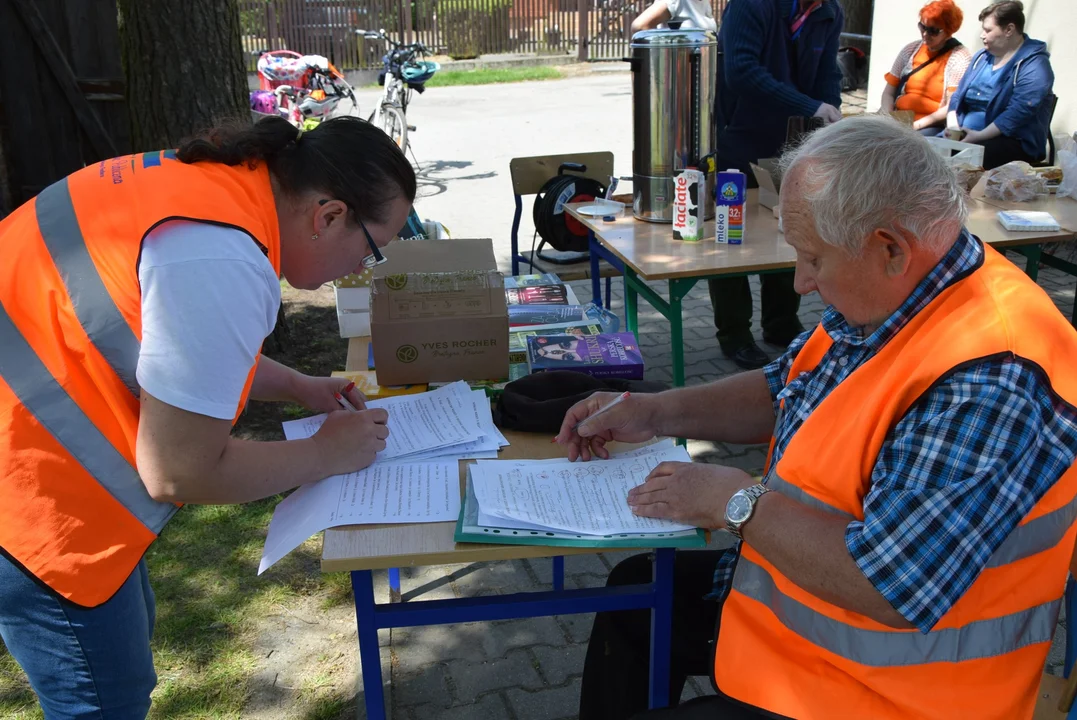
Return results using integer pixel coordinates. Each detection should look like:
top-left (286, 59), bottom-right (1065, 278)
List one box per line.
top-left (591, 232), bottom-right (1069, 389)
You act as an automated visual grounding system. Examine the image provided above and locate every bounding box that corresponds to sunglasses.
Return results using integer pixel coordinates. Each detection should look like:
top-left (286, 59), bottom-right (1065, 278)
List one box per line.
top-left (319, 199), bottom-right (387, 269)
top-left (918, 21), bottom-right (943, 37)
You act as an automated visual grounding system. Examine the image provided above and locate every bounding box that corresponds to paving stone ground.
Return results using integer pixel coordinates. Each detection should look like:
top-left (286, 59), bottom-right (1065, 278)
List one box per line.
top-left (367, 86), bottom-right (1074, 718)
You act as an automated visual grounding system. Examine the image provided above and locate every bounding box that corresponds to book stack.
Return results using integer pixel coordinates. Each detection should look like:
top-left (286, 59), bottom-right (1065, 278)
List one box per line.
top-left (502, 273), bottom-right (583, 380)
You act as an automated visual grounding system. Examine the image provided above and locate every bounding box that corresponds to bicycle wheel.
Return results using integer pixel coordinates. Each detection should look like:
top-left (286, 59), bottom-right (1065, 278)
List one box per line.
top-left (378, 104), bottom-right (408, 152)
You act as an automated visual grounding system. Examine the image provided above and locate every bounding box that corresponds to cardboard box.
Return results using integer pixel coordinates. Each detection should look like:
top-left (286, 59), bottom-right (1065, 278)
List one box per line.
top-left (750, 159), bottom-right (782, 210)
top-left (371, 239), bottom-right (509, 385)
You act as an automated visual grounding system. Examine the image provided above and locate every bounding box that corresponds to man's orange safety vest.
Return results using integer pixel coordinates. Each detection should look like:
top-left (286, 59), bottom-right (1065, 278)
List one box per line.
top-left (715, 243), bottom-right (1077, 720)
top-left (0, 152), bottom-right (280, 607)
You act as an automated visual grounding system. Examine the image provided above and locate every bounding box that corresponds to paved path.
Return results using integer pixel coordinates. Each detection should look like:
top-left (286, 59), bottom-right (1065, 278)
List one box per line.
top-left (353, 76), bottom-right (1073, 718)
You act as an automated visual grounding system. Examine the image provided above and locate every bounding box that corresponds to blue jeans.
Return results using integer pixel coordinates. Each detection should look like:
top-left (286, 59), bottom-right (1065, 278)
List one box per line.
top-left (0, 552), bottom-right (157, 719)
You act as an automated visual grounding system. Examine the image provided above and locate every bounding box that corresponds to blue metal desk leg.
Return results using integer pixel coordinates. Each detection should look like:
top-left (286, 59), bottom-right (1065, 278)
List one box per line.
top-left (553, 556), bottom-right (565, 591)
top-left (648, 548), bottom-right (675, 709)
top-left (388, 567), bottom-right (401, 603)
top-left (589, 230), bottom-right (603, 308)
top-left (352, 570), bottom-right (387, 720)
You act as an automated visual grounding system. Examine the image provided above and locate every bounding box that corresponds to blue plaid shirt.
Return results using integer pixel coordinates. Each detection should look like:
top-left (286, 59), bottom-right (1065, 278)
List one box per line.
top-left (712, 230), bottom-right (1077, 633)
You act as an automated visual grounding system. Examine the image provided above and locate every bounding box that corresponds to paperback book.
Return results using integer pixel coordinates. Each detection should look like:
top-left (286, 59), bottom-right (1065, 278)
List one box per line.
top-left (504, 273), bottom-right (562, 288)
top-left (508, 324), bottom-right (603, 364)
top-left (526, 332), bottom-right (644, 380)
top-left (505, 284), bottom-right (569, 305)
top-left (509, 304), bottom-right (593, 327)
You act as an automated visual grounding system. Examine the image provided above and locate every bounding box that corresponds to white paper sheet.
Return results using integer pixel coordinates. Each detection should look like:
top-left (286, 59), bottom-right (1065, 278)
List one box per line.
top-left (281, 381), bottom-right (485, 461)
top-left (470, 389), bottom-right (509, 446)
top-left (259, 461), bottom-right (459, 574)
top-left (469, 444), bottom-right (694, 535)
top-left (474, 442), bottom-right (676, 529)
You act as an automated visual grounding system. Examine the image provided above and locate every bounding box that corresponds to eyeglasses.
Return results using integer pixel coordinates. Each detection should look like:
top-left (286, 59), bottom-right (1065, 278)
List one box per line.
top-left (918, 21), bottom-right (943, 37)
top-left (357, 216), bottom-right (387, 269)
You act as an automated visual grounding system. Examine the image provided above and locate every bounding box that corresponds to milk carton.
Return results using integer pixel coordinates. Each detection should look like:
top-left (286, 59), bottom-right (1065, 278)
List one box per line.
top-left (715, 169), bottom-right (746, 245)
top-left (672, 167), bottom-right (705, 242)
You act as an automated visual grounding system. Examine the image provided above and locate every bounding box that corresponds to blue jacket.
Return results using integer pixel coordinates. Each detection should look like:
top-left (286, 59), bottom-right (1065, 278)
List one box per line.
top-left (949, 37), bottom-right (1054, 160)
top-left (715, 0), bottom-right (844, 170)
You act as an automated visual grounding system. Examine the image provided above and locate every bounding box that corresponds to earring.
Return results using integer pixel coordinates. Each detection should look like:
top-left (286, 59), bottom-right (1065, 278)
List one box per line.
top-left (311, 233), bottom-right (319, 241)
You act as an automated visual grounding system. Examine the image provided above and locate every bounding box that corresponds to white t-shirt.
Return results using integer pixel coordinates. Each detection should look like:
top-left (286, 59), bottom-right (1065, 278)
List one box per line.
top-left (663, 0), bottom-right (717, 31)
top-left (136, 221), bottom-right (281, 420)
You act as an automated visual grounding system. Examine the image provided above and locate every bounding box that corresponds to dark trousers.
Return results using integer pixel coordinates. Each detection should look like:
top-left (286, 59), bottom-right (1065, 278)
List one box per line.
top-left (579, 551), bottom-right (777, 720)
top-left (706, 166), bottom-right (801, 353)
top-left (708, 273), bottom-right (803, 354)
top-left (980, 134), bottom-right (1041, 171)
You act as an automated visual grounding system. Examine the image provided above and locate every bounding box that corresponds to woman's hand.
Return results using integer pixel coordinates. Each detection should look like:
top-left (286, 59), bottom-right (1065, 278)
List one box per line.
top-left (957, 127), bottom-right (987, 144)
top-left (291, 374), bottom-right (367, 413)
top-left (312, 408), bottom-right (390, 475)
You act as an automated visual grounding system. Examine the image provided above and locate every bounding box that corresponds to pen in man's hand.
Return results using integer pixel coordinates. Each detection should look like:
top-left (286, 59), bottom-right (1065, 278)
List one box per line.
top-left (573, 391), bottom-right (631, 433)
top-left (335, 392), bottom-right (358, 412)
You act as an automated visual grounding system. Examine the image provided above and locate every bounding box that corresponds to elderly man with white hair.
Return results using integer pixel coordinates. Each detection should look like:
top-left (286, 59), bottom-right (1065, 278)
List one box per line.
top-left (558, 115), bottom-right (1077, 720)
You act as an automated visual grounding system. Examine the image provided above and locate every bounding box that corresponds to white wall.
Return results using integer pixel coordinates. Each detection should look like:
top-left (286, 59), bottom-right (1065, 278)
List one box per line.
top-left (866, 0), bottom-right (1074, 140)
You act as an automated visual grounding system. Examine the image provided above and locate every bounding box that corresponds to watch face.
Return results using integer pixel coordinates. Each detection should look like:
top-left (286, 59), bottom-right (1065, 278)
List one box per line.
top-left (727, 493), bottom-right (753, 524)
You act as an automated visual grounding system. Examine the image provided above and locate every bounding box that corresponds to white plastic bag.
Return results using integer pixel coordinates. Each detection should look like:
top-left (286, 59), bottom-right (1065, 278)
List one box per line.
top-left (1056, 135), bottom-right (1077, 201)
top-left (984, 161), bottom-right (1048, 202)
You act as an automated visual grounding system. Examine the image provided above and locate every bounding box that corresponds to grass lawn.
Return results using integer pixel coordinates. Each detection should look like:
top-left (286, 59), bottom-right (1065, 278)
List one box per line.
top-left (0, 287), bottom-right (359, 720)
top-left (423, 65), bottom-right (562, 87)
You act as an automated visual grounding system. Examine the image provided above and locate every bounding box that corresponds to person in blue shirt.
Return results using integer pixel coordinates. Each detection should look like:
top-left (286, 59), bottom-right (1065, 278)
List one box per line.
top-left (708, 0), bottom-right (844, 371)
top-left (947, 1), bottom-right (1054, 170)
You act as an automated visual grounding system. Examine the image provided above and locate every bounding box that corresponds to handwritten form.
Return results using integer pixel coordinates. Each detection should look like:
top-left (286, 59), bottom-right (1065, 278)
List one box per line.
top-left (262, 382), bottom-right (508, 573)
top-left (469, 442), bottom-right (695, 535)
top-left (259, 461), bottom-right (458, 573)
top-left (281, 383), bottom-right (505, 461)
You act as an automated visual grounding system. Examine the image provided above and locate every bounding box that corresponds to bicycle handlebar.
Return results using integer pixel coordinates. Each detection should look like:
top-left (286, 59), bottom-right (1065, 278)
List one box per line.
top-left (355, 29), bottom-right (430, 55)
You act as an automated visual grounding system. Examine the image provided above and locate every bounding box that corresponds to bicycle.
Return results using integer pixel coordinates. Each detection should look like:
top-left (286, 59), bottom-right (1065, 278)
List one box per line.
top-left (356, 29), bottom-right (439, 155)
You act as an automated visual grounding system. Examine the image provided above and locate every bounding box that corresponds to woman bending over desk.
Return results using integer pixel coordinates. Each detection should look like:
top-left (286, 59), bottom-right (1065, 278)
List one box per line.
top-left (0, 116), bottom-right (414, 718)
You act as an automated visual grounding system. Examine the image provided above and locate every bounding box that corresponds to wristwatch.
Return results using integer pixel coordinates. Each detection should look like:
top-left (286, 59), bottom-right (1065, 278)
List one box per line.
top-left (724, 484), bottom-right (771, 539)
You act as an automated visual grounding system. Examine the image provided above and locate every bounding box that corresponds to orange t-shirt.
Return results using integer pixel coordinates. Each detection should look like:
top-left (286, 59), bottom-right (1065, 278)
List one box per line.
top-left (884, 41), bottom-right (971, 121)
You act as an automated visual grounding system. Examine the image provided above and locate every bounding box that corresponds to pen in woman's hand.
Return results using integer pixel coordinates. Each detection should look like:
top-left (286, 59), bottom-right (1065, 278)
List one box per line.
top-left (335, 392), bottom-right (358, 412)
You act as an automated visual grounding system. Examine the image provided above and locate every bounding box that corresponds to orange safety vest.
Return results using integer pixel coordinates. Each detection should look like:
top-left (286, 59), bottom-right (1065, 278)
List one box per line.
top-left (0, 151), bottom-right (281, 607)
top-left (715, 242), bottom-right (1077, 720)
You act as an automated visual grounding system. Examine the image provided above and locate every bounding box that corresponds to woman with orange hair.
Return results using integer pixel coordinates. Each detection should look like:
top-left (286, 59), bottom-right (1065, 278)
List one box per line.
top-left (881, 0), bottom-right (971, 134)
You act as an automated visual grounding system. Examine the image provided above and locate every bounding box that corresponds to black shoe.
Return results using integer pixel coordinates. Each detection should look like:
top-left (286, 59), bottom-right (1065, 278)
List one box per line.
top-left (725, 342), bottom-right (770, 370)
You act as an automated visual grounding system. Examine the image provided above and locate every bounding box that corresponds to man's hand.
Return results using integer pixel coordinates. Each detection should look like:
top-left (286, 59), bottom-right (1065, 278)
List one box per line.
top-left (312, 408), bottom-right (390, 476)
top-left (813, 102), bottom-right (842, 125)
top-left (554, 392), bottom-right (660, 462)
top-left (291, 374), bottom-right (367, 413)
top-left (627, 461), bottom-right (755, 529)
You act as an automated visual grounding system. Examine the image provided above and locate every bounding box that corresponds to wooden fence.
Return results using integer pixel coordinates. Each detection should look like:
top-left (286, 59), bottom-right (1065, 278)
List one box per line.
top-left (238, 0), bottom-right (730, 70)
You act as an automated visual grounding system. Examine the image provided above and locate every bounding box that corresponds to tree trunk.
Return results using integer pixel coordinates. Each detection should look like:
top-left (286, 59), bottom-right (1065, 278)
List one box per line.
top-left (118, 0), bottom-right (249, 151)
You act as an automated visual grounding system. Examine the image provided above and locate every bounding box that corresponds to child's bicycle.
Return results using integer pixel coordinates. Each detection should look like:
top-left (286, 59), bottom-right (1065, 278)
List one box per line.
top-left (356, 30), bottom-right (439, 155)
top-left (249, 50), bottom-right (357, 128)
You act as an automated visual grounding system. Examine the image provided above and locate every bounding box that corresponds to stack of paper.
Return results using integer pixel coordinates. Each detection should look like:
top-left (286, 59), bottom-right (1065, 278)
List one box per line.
top-left (997, 210), bottom-right (1062, 232)
top-left (459, 442), bottom-right (706, 547)
top-left (281, 381), bottom-right (508, 461)
top-left (259, 382), bottom-right (509, 574)
top-left (259, 460), bottom-right (460, 574)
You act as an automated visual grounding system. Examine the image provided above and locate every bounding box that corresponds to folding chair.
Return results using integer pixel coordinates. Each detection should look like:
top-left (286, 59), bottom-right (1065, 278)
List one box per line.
top-left (509, 152), bottom-right (619, 308)
top-left (1038, 93), bottom-right (1060, 168)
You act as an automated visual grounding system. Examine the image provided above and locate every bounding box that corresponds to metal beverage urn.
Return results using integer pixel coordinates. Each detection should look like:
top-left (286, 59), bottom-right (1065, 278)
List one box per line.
top-left (626, 28), bottom-right (718, 223)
